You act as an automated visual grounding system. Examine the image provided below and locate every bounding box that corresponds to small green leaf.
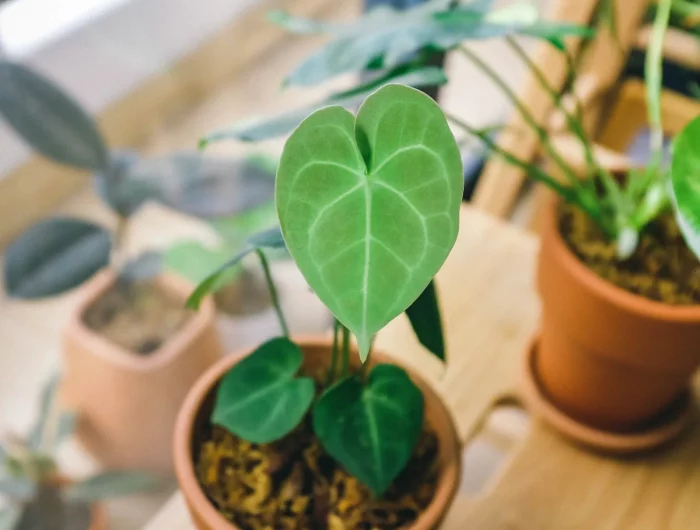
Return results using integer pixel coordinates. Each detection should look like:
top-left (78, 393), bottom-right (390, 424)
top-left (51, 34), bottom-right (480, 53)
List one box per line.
top-left (0, 477), bottom-right (36, 500)
top-left (212, 337), bottom-right (314, 443)
top-left (4, 218), bottom-right (111, 299)
top-left (0, 505), bottom-right (22, 530)
top-left (186, 226), bottom-right (287, 309)
top-left (65, 471), bottom-right (158, 502)
top-left (405, 280), bottom-right (445, 360)
top-left (0, 61), bottom-right (108, 170)
top-left (313, 364), bottom-right (424, 496)
top-left (165, 241), bottom-right (240, 287)
top-left (93, 150), bottom-right (160, 217)
top-left (202, 65), bottom-right (448, 144)
top-left (671, 116), bottom-right (700, 259)
top-left (277, 84), bottom-right (462, 359)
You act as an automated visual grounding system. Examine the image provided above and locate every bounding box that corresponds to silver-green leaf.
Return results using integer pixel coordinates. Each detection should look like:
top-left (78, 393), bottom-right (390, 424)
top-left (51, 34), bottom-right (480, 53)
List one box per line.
top-left (65, 471), bottom-right (158, 502)
top-left (277, 84), bottom-right (462, 358)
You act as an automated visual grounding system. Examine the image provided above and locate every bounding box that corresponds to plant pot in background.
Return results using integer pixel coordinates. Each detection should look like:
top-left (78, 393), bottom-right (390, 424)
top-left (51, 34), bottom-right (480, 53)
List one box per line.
top-left (62, 271), bottom-right (224, 473)
top-left (173, 337), bottom-right (462, 530)
top-left (532, 197), bottom-right (700, 433)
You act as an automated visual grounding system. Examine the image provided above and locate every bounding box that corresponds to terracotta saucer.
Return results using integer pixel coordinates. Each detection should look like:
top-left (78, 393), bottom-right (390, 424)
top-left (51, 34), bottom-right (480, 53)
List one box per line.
top-left (521, 337), bottom-right (696, 455)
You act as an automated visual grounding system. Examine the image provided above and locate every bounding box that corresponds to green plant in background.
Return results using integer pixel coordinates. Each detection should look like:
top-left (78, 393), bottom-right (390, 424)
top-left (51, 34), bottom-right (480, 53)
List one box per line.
top-left (0, 376), bottom-right (157, 530)
top-left (200, 0), bottom-right (700, 263)
top-left (0, 61), bottom-right (274, 299)
top-left (189, 84), bottom-right (462, 494)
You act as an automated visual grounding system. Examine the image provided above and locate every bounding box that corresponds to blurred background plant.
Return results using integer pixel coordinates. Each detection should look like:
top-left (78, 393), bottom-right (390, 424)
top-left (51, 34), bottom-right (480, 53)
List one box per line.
top-left (0, 376), bottom-right (157, 530)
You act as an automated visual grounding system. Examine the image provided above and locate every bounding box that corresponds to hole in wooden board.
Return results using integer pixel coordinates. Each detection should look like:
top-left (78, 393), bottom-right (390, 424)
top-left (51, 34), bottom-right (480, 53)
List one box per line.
top-left (459, 398), bottom-right (530, 496)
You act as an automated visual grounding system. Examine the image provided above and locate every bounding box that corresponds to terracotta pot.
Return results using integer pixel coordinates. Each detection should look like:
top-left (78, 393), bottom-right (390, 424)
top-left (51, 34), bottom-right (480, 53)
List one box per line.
top-left (537, 197), bottom-right (700, 431)
top-left (62, 270), bottom-right (224, 473)
top-left (174, 337), bottom-right (462, 530)
top-left (89, 503), bottom-right (108, 530)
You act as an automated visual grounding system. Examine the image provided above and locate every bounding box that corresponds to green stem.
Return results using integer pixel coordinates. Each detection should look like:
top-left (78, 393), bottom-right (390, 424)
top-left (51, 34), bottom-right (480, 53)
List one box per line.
top-left (646, 0), bottom-right (672, 173)
top-left (326, 319), bottom-right (341, 386)
top-left (458, 45), bottom-right (585, 195)
top-left (255, 249), bottom-right (290, 338)
top-left (445, 112), bottom-right (609, 233)
top-left (340, 325), bottom-right (350, 378)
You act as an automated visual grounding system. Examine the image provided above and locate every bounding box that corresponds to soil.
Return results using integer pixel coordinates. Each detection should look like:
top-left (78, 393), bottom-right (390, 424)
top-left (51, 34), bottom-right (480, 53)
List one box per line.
top-left (196, 419), bottom-right (439, 530)
top-left (83, 280), bottom-right (191, 355)
top-left (559, 201), bottom-right (700, 304)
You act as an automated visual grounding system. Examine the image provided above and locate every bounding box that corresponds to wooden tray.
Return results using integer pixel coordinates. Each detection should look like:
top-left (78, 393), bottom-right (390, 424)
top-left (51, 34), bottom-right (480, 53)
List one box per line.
top-left (144, 205), bottom-right (700, 530)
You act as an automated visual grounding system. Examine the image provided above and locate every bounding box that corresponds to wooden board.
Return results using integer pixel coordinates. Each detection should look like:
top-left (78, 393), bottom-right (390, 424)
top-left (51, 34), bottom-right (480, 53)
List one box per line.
top-left (143, 204), bottom-right (700, 529)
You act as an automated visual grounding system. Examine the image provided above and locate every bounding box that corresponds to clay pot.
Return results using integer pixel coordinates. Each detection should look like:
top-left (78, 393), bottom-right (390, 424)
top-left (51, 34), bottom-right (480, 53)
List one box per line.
top-left (90, 504), bottom-right (108, 530)
top-left (174, 337), bottom-right (461, 530)
top-left (536, 197), bottom-right (700, 432)
top-left (63, 271), bottom-right (224, 473)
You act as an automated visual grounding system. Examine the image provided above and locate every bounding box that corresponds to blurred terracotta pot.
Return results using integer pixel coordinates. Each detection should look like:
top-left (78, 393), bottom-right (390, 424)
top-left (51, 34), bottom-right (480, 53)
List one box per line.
top-left (63, 270), bottom-right (224, 473)
top-left (536, 197), bottom-right (700, 431)
top-left (173, 337), bottom-right (462, 530)
top-left (90, 503), bottom-right (108, 530)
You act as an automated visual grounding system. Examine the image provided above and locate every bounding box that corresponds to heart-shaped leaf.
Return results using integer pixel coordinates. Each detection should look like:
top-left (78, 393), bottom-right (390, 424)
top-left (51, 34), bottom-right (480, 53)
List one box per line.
top-left (405, 280), bottom-right (444, 360)
top-left (202, 65), bottom-right (448, 144)
top-left (0, 61), bottom-right (108, 170)
top-left (313, 364), bottom-right (423, 495)
top-left (277, 84), bottom-right (462, 358)
top-left (671, 116), bottom-right (700, 259)
top-left (4, 217), bottom-right (111, 299)
top-left (212, 337), bottom-right (314, 443)
top-left (65, 471), bottom-right (158, 502)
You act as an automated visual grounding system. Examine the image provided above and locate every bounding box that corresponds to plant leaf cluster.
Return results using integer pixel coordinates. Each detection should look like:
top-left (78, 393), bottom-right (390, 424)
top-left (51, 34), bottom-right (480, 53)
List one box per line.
top-left (0, 61), bottom-right (275, 299)
top-left (0, 376), bottom-right (157, 530)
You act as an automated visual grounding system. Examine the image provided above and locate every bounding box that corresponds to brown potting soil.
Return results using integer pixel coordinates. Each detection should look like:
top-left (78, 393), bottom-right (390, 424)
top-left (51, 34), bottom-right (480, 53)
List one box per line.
top-left (83, 280), bottom-right (191, 355)
top-left (559, 201), bottom-right (700, 304)
top-left (196, 421), bottom-right (439, 530)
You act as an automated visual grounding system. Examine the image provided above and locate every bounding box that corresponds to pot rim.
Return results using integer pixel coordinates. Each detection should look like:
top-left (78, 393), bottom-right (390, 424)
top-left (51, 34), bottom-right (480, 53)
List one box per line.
top-left (64, 269), bottom-right (217, 371)
top-left (173, 335), bottom-right (462, 530)
top-left (545, 195), bottom-right (700, 322)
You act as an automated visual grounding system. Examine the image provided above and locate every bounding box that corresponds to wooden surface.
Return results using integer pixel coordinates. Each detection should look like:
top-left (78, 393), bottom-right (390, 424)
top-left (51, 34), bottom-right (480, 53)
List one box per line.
top-left (143, 204), bottom-right (700, 530)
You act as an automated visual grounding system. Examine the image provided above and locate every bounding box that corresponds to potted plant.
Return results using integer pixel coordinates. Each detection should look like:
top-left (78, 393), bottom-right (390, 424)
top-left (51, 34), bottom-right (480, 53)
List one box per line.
top-left (0, 60), bottom-right (267, 471)
top-left (0, 376), bottom-right (157, 529)
top-left (175, 84), bottom-right (463, 529)
top-left (201, 0), bottom-right (700, 451)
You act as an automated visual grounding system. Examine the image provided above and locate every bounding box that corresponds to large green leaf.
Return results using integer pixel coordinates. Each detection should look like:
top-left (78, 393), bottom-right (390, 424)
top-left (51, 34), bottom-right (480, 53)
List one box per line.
top-left (277, 84), bottom-right (462, 358)
top-left (4, 218), bottom-right (111, 299)
top-left (313, 364), bottom-right (424, 496)
top-left (65, 471), bottom-right (157, 502)
top-left (212, 337), bottom-right (314, 443)
top-left (671, 116), bottom-right (700, 259)
top-left (202, 65), bottom-right (448, 144)
top-left (187, 226), bottom-right (286, 309)
top-left (405, 280), bottom-right (445, 360)
top-left (275, 1), bottom-right (591, 87)
top-left (0, 61), bottom-right (108, 170)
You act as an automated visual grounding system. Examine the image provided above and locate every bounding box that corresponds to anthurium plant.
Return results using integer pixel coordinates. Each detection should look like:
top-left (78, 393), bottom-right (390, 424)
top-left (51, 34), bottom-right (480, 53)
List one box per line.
top-left (0, 60), bottom-right (274, 299)
top-left (0, 376), bottom-right (157, 530)
top-left (188, 84), bottom-right (463, 495)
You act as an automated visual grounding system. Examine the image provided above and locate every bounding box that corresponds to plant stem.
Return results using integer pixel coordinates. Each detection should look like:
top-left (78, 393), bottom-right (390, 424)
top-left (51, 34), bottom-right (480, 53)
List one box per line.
top-left (255, 249), bottom-right (290, 338)
top-left (111, 215), bottom-right (129, 271)
top-left (505, 37), bottom-right (609, 194)
top-left (646, 0), bottom-right (672, 173)
top-left (340, 324), bottom-right (350, 378)
top-left (445, 112), bottom-right (610, 234)
top-left (326, 319), bottom-right (341, 386)
top-left (458, 45), bottom-right (586, 195)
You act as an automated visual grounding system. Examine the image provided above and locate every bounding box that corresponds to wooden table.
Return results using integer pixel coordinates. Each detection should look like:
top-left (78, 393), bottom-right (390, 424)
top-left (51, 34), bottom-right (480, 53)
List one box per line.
top-left (145, 205), bottom-right (700, 530)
